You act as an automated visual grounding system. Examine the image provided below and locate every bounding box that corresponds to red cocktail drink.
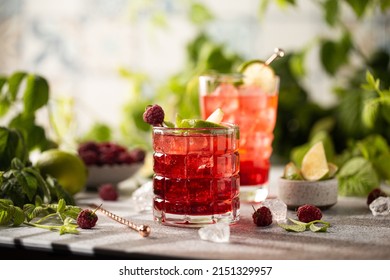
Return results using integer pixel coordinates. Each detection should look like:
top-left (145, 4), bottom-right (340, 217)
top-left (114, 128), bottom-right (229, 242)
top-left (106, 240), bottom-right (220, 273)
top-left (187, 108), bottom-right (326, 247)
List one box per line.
top-left (152, 124), bottom-right (240, 227)
top-left (200, 74), bottom-right (279, 202)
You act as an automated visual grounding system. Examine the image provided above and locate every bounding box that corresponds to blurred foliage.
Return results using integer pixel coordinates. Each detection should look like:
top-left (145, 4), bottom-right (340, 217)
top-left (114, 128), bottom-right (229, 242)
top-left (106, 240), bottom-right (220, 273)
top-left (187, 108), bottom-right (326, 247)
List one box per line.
top-left (83, 0), bottom-right (390, 169)
top-left (0, 71), bottom-right (57, 169)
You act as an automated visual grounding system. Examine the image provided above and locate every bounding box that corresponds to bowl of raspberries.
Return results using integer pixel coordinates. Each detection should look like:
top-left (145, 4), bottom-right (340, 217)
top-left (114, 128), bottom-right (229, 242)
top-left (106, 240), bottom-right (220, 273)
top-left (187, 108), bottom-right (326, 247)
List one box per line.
top-left (78, 141), bottom-right (146, 188)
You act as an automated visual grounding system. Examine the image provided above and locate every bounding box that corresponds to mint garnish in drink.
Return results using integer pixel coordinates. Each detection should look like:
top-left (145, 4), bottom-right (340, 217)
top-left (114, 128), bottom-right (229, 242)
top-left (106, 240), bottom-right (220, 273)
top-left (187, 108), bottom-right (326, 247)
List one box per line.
top-left (143, 105), bottom-right (227, 129)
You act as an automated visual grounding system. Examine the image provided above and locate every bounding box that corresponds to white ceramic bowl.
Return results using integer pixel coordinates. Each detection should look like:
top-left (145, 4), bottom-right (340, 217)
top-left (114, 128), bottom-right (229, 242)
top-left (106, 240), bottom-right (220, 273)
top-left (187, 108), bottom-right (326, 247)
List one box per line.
top-left (86, 163), bottom-right (143, 189)
top-left (278, 178), bottom-right (338, 210)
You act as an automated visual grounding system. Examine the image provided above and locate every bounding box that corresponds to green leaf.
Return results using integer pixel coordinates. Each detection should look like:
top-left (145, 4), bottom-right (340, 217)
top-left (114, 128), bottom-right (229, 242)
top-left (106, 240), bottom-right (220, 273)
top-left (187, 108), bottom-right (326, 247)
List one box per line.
top-left (0, 76), bottom-right (6, 91)
top-left (0, 208), bottom-right (12, 225)
top-left (289, 52), bottom-right (306, 78)
top-left (23, 167), bottom-right (52, 203)
top-left (278, 223), bottom-right (306, 232)
top-left (320, 33), bottom-right (352, 75)
top-left (45, 175), bottom-right (74, 206)
top-left (364, 71), bottom-right (380, 92)
top-left (258, 0), bottom-right (270, 19)
top-left (309, 220), bottom-right (330, 232)
top-left (356, 134), bottom-right (389, 160)
top-left (21, 170), bottom-right (39, 201)
top-left (289, 218), bottom-right (309, 227)
top-left (276, 0), bottom-right (296, 8)
top-left (0, 96), bottom-right (11, 117)
top-left (380, 0), bottom-right (390, 11)
top-left (23, 204), bottom-right (37, 221)
top-left (23, 74), bottom-right (49, 114)
top-left (322, 0), bottom-right (339, 26)
top-left (14, 169), bottom-right (35, 202)
top-left (188, 3), bottom-right (214, 25)
top-left (0, 128), bottom-right (26, 171)
top-left (12, 206), bottom-right (25, 226)
top-left (57, 199), bottom-right (66, 214)
top-left (372, 154), bottom-right (390, 181)
top-left (380, 97), bottom-right (390, 124)
top-left (7, 72), bottom-right (27, 102)
top-left (337, 157), bottom-right (380, 196)
top-left (362, 98), bottom-right (380, 128)
top-left (345, 0), bottom-right (369, 18)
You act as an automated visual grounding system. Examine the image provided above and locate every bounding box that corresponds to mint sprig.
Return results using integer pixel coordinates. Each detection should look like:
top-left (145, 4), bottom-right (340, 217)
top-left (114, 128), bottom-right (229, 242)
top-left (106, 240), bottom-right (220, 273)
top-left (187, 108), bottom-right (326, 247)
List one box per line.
top-left (278, 218), bottom-right (330, 233)
top-left (0, 198), bottom-right (81, 235)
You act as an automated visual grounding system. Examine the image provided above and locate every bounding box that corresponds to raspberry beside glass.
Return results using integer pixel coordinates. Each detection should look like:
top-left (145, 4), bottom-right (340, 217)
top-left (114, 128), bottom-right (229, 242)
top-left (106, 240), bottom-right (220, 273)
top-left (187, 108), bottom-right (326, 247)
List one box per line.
top-left (152, 124), bottom-right (240, 227)
top-left (199, 74), bottom-right (279, 202)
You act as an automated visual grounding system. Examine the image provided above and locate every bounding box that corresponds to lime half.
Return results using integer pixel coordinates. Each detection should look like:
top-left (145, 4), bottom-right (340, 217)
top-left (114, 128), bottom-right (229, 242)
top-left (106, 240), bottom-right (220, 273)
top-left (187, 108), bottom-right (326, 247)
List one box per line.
top-left (301, 141), bottom-right (330, 181)
top-left (238, 60), bottom-right (277, 93)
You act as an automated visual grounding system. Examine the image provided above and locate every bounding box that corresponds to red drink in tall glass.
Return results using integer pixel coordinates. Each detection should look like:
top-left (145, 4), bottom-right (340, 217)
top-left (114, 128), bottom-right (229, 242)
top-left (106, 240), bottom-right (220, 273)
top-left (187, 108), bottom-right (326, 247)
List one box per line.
top-left (152, 124), bottom-right (240, 227)
top-left (199, 74), bottom-right (279, 202)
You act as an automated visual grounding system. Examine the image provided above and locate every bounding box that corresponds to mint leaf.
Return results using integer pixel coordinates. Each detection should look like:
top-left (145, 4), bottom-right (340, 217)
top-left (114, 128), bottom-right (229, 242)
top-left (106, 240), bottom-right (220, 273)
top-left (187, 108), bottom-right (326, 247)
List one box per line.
top-left (278, 223), bottom-right (306, 232)
top-left (362, 98), bottom-right (380, 128)
top-left (23, 74), bottom-right (49, 114)
top-left (7, 72), bottom-right (27, 102)
top-left (57, 199), bottom-right (66, 214)
top-left (337, 157), bottom-right (379, 196)
top-left (12, 206), bottom-right (25, 226)
top-left (279, 218), bottom-right (331, 233)
top-left (309, 220), bottom-right (330, 232)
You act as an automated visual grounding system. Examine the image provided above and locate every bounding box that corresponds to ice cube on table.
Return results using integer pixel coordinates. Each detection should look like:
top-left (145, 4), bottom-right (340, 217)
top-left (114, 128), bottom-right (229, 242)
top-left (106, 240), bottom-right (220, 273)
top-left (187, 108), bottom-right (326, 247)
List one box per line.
top-left (262, 198), bottom-right (287, 222)
top-left (369, 196), bottom-right (390, 216)
top-left (131, 181), bottom-right (153, 213)
top-left (198, 222), bottom-right (230, 243)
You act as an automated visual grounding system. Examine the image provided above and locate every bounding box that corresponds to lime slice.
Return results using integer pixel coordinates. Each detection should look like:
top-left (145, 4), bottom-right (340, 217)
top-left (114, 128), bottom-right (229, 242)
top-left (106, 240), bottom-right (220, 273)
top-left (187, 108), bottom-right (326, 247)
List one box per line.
top-left (301, 141), bottom-right (329, 181)
top-left (206, 108), bottom-right (224, 124)
top-left (178, 119), bottom-right (226, 128)
top-left (283, 162), bottom-right (303, 180)
top-left (325, 162), bottom-right (338, 179)
top-left (238, 60), bottom-right (277, 93)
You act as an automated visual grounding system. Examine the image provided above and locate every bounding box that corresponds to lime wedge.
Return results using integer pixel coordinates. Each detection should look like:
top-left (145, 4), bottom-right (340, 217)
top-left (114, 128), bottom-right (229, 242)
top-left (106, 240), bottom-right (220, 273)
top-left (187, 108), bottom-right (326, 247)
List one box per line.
top-left (206, 108), bottom-right (224, 124)
top-left (324, 162), bottom-right (338, 179)
top-left (283, 162), bottom-right (303, 180)
top-left (238, 60), bottom-right (277, 93)
top-left (301, 141), bottom-right (329, 181)
top-left (178, 119), bottom-right (226, 128)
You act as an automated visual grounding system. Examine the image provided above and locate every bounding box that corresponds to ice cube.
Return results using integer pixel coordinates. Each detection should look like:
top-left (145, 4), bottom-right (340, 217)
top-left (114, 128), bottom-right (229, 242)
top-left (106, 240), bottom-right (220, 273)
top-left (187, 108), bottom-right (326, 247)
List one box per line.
top-left (214, 83), bottom-right (239, 97)
top-left (262, 198), bottom-right (287, 222)
top-left (131, 181), bottom-right (153, 213)
top-left (369, 196), bottom-right (390, 216)
top-left (198, 222), bottom-right (230, 243)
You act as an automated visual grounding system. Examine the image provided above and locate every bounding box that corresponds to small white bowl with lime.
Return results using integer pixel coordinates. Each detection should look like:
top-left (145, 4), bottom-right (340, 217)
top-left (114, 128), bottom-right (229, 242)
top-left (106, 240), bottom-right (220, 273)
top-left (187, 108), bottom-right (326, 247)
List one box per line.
top-left (278, 141), bottom-right (339, 210)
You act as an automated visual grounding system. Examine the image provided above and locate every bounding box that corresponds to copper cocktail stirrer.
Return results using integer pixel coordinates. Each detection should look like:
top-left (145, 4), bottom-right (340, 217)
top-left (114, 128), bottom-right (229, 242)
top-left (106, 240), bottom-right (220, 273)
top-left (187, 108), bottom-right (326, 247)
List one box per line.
top-left (90, 203), bottom-right (151, 237)
top-left (265, 48), bottom-right (285, 65)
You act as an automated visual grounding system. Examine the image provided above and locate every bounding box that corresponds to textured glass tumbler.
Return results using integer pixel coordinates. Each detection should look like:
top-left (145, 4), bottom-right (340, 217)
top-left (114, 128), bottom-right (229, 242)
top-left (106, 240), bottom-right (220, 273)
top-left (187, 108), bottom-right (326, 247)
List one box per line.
top-left (152, 124), bottom-right (240, 227)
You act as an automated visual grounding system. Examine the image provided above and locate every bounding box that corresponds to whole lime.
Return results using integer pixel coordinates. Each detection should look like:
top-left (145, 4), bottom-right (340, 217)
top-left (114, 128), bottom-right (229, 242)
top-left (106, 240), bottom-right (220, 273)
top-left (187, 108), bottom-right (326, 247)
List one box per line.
top-left (36, 149), bottom-right (88, 195)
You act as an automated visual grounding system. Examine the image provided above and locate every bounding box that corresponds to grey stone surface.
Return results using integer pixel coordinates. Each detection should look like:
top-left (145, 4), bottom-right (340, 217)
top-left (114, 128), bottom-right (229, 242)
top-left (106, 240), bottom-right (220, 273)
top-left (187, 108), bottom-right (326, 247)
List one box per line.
top-left (1, 167), bottom-right (389, 259)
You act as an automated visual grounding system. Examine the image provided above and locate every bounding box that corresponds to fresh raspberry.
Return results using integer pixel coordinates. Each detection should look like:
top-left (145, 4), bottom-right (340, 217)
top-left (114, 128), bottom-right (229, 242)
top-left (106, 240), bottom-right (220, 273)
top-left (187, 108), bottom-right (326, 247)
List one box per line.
top-left (129, 148), bottom-right (146, 163)
top-left (98, 183), bottom-right (118, 201)
top-left (252, 206), bottom-right (273, 227)
top-left (143, 104), bottom-right (165, 126)
top-left (78, 141), bottom-right (99, 153)
top-left (79, 150), bottom-right (99, 165)
top-left (117, 152), bottom-right (135, 164)
top-left (77, 209), bottom-right (98, 229)
top-left (297, 204), bottom-right (322, 223)
top-left (367, 188), bottom-right (387, 206)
